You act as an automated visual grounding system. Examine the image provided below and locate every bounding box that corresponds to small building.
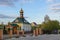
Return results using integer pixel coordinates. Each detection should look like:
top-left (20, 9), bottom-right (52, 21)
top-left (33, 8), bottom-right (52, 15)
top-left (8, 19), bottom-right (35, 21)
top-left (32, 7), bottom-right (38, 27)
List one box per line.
top-left (31, 22), bottom-right (37, 26)
top-left (31, 22), bottom-right (37, 31)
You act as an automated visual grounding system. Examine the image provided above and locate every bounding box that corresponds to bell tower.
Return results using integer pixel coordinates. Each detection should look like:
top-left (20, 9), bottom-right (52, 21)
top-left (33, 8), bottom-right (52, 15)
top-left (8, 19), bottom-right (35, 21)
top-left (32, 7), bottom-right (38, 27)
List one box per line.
top-left (20, 8), bottom-right (24, 18)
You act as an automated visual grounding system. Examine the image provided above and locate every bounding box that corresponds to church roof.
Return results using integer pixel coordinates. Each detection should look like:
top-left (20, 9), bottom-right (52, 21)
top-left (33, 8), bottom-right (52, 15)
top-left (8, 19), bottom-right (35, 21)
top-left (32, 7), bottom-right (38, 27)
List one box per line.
top-left (12, 17), bottom-right (30, 24)
top-left (11, 23), bottom-right (19, 27)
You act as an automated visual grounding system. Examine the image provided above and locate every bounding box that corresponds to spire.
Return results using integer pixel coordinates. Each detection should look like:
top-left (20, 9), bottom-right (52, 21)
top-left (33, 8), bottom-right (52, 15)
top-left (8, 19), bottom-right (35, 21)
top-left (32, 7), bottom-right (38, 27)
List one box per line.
top-left (20, 8), bottom-right (24, 18)
top-left (44, 15), bottom-right (50, 23)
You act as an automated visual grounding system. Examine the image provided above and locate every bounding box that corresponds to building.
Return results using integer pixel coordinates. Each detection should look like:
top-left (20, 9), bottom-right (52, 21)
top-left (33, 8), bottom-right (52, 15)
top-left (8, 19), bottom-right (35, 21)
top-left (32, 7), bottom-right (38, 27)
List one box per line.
top-left (31, 22), bottom-right (37, 26)
top-left (6, 8), bottom-right (32, 34)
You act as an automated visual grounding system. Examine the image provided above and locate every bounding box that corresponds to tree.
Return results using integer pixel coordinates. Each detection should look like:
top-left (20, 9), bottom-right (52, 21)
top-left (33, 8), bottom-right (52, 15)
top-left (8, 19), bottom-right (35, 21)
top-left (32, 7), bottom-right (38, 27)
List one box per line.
top-left (38, 24), bottom-right (41, 28)
top-left (40, 20), bottom-right (60, 33)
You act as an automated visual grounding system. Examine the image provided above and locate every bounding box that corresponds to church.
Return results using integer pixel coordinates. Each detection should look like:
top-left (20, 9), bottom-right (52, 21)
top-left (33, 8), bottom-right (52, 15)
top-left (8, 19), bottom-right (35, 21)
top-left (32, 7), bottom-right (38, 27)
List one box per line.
top-left (6, 8), bottom-right (32, 34)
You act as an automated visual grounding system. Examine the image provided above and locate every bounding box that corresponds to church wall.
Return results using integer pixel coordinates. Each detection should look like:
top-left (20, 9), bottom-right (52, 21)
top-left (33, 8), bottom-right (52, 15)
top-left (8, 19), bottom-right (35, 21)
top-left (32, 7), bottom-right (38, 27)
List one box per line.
top-left (17, 23), bottom-right (23, 27)
top-left (21, 24), bottom-right (31, 32)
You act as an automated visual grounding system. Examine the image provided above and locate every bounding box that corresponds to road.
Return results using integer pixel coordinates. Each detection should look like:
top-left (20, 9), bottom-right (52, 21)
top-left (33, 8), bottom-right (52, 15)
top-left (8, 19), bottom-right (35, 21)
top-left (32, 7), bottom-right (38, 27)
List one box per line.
top-left (4, 34), bottom-right (60, 40)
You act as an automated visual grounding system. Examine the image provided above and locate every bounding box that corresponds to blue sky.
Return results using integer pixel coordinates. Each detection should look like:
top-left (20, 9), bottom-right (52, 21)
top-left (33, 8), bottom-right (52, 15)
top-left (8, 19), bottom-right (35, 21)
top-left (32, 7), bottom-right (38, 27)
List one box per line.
top-left (0, 0), bottom-right (60, 24)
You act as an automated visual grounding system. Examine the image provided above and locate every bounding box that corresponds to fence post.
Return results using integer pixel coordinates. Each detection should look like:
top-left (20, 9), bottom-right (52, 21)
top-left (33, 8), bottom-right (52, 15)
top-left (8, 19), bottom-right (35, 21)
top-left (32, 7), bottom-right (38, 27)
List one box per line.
top-left (38, 28), bottom-right (42, 35)
top-left (32, 26), bottom-right (36, 36)
top-left (22, 30), bottom-right (25, 36)
top-left (9, 27), bottom-right (12, 38)
top-left (35, 28), bottom-right (38, 36)
top-left (33, 30), bottom-right (35, 36)
top-left (0, 28), bottom-right (3, 40)
top-left (16, 27), bottom-right (19, 37)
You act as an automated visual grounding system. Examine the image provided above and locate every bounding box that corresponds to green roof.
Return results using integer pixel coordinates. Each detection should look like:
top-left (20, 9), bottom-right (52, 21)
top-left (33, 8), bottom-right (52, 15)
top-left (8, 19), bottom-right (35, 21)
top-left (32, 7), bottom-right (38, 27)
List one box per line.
top-left (12, 17), bottom-right (30, 24)
top-left (11, 24), bottom-right (19, 27)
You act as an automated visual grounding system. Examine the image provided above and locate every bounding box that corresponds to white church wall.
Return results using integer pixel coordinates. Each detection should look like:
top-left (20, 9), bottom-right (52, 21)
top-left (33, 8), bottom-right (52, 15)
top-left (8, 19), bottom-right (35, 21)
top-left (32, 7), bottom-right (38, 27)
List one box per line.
top-left (21, 24), bottom-right (31, 32)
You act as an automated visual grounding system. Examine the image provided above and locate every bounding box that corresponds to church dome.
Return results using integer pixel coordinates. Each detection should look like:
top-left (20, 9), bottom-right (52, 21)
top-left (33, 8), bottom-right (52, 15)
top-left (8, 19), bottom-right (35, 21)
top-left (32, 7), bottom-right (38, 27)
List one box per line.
top-left (20, 8), bottom-right (24, 13)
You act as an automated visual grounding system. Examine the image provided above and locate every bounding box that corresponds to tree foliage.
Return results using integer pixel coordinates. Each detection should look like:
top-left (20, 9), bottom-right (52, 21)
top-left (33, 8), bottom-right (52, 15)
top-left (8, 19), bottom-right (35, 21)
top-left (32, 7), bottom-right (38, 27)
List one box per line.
top-left (40, 20), bottom-right (60, 31)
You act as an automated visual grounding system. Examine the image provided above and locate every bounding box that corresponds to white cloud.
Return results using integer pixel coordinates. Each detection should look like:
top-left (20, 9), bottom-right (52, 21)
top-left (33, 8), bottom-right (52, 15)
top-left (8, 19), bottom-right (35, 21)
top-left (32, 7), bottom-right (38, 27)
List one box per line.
top-left (0, 0), bottom-right (19, 6)
top-left (19, 0), bottom-right (34, 4)
top-left (50, 3), bottom-right (60, 7)
top-left (49, 3), bottom-right (60, 13)
top-left (46, 11), bottom-right (60, 22)
top-left (46, 0), bottom-right (54, 3)
top-left (47, 0), bottom-right (54, 2)
top-left (0, 0), bottom-right (34, 6)
top-left (0, 14), bottom-right (15, 18)
top-left (51, 8), bottom-right (60, 10)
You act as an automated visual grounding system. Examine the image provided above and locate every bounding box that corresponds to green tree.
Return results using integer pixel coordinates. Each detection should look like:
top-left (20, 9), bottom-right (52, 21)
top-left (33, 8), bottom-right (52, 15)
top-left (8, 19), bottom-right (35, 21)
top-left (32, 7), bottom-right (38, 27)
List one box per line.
top-left (38, 24), bottom-right (41, 28)
top-left (41, 20), bottom-right (60, 31)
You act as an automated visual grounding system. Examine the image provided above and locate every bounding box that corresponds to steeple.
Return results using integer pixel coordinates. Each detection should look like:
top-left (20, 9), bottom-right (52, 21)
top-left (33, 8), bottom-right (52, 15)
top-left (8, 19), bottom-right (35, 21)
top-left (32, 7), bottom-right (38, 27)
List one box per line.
top-left (20, 8), bottom-right (24, 18)
top-left (44, 15), bottom-right (50, 23)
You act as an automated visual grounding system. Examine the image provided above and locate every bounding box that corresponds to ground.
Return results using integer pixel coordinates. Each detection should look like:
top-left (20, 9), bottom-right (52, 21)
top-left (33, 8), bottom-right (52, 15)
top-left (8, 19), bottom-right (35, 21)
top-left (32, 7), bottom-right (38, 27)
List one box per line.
top-left (4, 34), bottom-right (60, 40)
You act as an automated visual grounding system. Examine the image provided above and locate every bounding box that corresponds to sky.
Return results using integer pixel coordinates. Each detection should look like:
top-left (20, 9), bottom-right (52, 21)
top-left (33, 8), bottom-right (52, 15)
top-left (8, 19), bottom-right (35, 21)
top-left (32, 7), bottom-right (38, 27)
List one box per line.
top-left (0, 0), bottom-right (60, 24)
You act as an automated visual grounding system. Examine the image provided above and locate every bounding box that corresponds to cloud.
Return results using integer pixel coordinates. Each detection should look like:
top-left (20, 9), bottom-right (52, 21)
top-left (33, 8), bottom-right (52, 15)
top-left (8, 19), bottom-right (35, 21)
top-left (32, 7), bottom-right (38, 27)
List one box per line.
top-left (49, 3), bottom-right (60, 13)
top-left (0, 0), bottom-right (34, 6)
top-left (46, 0), bottom-right (60, 4)
top-left (51, 8), bottom-right (60, 13)
top-left (46, 0), bottom-right (54, 3)
top-left (0, 0), bottom-right (19, 6)
top-left (0, 14), bottom-right (15, 18)
top-left (46, 0), bottom-right (54, 2)
top-left (51, 8), bottom-right (60, 10)
top-left (19, 0), bottom-right (34, 5)
top-left (47, 0), bottom-right (60, 13)
top-left (50, 3), bottom-right (60, 7)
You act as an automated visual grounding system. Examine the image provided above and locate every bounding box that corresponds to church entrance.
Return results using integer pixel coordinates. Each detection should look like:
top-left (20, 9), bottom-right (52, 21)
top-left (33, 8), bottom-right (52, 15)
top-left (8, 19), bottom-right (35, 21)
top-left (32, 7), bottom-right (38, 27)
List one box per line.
top-left (13, 27), bottom-right (17, 34)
